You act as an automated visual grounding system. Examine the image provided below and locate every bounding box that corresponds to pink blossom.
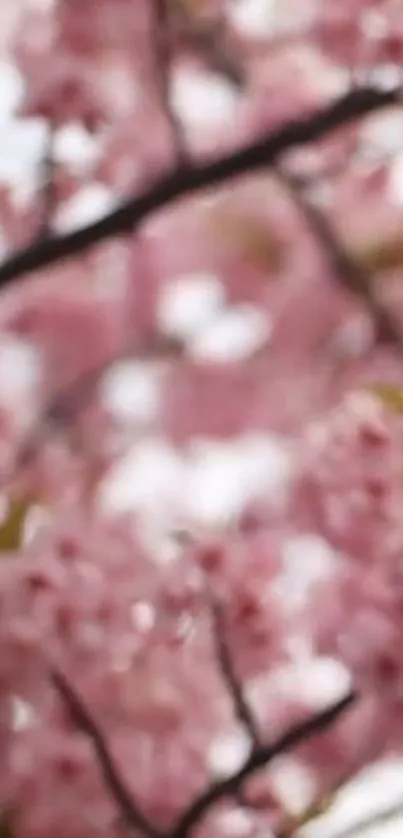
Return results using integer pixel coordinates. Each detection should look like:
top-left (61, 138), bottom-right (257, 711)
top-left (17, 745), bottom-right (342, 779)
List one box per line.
top-left (3, 1), bottom-right (403, 836)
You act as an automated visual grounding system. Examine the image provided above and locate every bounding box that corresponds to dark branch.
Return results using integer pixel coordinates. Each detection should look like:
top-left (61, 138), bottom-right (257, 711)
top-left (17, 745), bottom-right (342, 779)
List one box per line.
top-left (171, 691), bottom-right (356, 838)
top-left (51, 667), bottom-right (161, 838)
top-left (0, 85), bottom-right (398, 288)
top-left (278, 167), bottom-right (403, 350)
top-left (210, 598), bottom-right (260, 747)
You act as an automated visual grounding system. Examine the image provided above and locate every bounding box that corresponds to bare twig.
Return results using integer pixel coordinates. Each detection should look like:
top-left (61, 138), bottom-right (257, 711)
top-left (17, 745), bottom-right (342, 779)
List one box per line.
top-left (174, 15), bottom-right (401, 355)
top-left (50, 638), bottom-right (355, 838)
top-left (277, 167), bottom-right (403, 349)
top-left (37, 125), bottom-right (57, 240)
top-left (51, 667), bottom-right (162, 838)
top-left (0, 85), bottom-right (398, 288)
top-left (152, 0), bottom-right (189, 163)
top-left (174, 0), bottom-right (245, 87)
top-left (210, 598), bottom-right (260, 748)
top-left (171, 691), bottom-right (356, 838)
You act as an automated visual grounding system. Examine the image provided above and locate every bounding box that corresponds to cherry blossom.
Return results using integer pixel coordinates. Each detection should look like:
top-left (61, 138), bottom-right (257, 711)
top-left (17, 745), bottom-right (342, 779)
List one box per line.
top-left (1, 2), bottom-right (403, 837)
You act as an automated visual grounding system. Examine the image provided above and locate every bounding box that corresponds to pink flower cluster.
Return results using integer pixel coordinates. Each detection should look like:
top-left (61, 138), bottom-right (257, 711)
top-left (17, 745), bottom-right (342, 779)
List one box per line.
top-left (0, 0), bottom-right (403, 836)
top-left (0, 392), bottom-right (402, 836)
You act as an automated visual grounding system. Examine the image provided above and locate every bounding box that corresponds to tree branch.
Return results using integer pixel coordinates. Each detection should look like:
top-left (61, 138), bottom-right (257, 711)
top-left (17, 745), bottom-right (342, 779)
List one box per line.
top-left (171, 691), bottom-right (356, 838)
top-left (51, 661), bottom-right (354, 838)
top-left (210, 598), bottom-right (260, 748)
top-left (277, 167), bottom-right (403, 350)
top-left (51, 667), bottom-right (162, 838)
top-left (0, 85), bottom-right (398, 288)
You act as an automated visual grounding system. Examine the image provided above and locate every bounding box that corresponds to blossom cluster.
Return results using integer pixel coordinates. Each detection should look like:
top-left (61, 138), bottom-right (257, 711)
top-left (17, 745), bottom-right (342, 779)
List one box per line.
top-left (0, 1), bottom-right (402, 837)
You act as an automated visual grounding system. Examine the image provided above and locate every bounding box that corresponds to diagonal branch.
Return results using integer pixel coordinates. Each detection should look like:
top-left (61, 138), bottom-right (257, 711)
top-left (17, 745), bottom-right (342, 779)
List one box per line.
top-left (0, 85), bottom-right (398, 288)
top-left (171, 691), bottom-right (356, 838)
top-left (51, 667), bottom-right (162, 838)
top-left (210, 598), bottom-right (260, 747)
top-left (277, 167), bottom-right (403, 350)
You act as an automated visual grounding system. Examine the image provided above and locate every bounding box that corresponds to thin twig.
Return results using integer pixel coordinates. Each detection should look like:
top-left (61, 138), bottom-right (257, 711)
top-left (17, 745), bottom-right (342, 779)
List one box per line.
top-left (37, 125), bottom-right (57, 240)
top-left (174, 0), bottom-right (245, 87)
top-left (210, 598), bottom-right (260, 747)
top-left (171, 691), bottom-right (356, 838)
top-left (0, 85), bottom-right (398, 288)
top-left (277, 167), bottom-right (403, 350)
top-left (184, 18), bottom-right (401, 353)
top-left (51, 667), bottom-right (162, 838)
top-left (152, 0), bottom-right (189, 163)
